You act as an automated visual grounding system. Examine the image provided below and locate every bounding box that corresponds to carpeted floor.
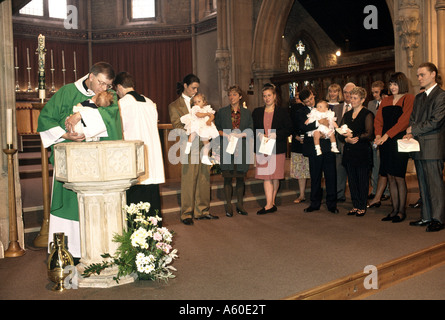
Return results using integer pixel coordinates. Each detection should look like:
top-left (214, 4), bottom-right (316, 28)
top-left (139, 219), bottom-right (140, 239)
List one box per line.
top-left (1, 185), bottom-right (444, 301)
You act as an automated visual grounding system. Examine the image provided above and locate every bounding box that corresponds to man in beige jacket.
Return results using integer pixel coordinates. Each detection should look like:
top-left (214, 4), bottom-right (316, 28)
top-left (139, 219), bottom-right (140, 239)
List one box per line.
top-left (168, 74), bottom-right (219, 225)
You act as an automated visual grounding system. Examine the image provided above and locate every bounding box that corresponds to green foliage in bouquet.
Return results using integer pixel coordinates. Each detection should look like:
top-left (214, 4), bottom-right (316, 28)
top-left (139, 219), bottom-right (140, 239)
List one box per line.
top-left (82, 202), bottom-right (178, 283)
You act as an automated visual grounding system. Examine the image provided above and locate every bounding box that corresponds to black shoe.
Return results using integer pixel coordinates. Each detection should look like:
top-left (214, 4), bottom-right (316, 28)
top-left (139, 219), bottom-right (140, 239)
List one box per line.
top-left (236, 207), bottom-right (248, 215)
top-left (367, 201), bottom-right (381, 209)
top-left (356, 209), bottom-right (366, 217)
top-left (409, 199), bottom-right (422, 208)
top-left (328, 207), bottom-right (339, 214)
top-left (181, 218), bottom-right (194, 225)
top-left (380, 195), bottom-right (390, 201)
top-left (381, 213), bottom-right (395, 221)
top-left (257, 206), bottom-right (276, 215)
top-left (392, 213), bottom-right (406, 223)
top-left (257, 207), bottom-right (267, 215)
top-left (409, 219), bottom-right (430, 226)
top-left (226, 211), bottom-right (233, 217)
top-left (347, 208), bottom-right (358, 216)
top-left (196, 214), bottom-right (219, 220)
top-left (426, 221), bottom-right (444, 232)
top-left (368, 193), bottom-right (375, 200)
top-left (304, 206), bottom-right (319, 213)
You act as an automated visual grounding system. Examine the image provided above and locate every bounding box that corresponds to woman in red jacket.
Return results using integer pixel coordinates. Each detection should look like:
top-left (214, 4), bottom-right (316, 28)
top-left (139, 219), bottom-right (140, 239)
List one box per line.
top-left (368, 72), bottom-right (414, 223)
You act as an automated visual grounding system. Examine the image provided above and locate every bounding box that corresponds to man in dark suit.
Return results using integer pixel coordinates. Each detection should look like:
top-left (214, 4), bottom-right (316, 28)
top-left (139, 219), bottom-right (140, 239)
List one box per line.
top-left (405, 62), bottom-right (445, 232)
top-left (298, 87), bottom-right (338, 213)
top-left (332, 82), bottom-right (355, 202)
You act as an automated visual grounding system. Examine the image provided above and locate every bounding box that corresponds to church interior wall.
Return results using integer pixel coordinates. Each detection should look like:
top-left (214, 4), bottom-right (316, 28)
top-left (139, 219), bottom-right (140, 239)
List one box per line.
top-left (195, 29), bottom-right (219, 110)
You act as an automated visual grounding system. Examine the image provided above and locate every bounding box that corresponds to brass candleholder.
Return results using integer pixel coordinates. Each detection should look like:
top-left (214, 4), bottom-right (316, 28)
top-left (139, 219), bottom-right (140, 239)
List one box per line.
top-left (3, 146), bottom-right (25, 258)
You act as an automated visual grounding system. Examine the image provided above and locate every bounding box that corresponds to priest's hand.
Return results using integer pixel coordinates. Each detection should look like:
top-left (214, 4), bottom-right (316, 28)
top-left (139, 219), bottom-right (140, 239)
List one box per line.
top-left (65, 113), bottom-right (82, 133)
top-left (62, 131), bottom-right (85, 142)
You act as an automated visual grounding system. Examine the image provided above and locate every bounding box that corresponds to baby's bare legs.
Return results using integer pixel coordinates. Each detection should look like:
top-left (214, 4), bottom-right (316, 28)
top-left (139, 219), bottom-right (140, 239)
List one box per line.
top-left (313, 131), bottom-right (322, 156)
top-left (185, 132), bottom-right (196, 154)
top-left (201, 139), bottom-right (212, 165)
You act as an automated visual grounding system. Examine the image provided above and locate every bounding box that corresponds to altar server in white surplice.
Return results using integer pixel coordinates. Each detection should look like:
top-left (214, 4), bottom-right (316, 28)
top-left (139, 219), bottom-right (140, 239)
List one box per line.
top-left (114, 72), bottom-right (165, 222)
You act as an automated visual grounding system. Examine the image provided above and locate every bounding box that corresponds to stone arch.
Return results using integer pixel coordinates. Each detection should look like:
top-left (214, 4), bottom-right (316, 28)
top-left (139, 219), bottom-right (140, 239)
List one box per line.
top-left (251, 0), bottom-right (294, 105)
top-left (251, 0), bottom-right (396, 104)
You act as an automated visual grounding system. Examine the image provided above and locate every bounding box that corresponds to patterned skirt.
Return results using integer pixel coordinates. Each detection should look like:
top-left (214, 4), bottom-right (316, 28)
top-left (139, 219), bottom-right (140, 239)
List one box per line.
top-left (290, 152), bottom-right (310, 179)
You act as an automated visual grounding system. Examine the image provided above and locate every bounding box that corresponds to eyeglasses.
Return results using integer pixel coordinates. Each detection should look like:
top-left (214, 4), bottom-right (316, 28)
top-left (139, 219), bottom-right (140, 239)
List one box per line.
top-left (96, 78), bottom-right (113, 90)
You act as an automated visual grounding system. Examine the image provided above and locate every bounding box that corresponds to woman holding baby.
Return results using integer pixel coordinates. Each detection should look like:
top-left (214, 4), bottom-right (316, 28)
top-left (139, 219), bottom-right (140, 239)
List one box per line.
top-left (338, 86), bottom-right (375, 217)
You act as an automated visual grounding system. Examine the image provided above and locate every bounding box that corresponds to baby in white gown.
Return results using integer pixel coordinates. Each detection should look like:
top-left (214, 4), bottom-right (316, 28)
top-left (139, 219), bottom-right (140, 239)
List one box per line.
top-left (305, 100), bottom-right (340, 156)
top-left (72, 91), bottom-right (114, 141)
top-left (180, 93), bottom-right (219, 165)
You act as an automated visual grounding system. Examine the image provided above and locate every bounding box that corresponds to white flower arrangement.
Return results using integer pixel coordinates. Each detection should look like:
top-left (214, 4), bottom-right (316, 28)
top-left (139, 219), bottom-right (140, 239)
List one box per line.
top-left (82, 202), bottom-right (178, 283)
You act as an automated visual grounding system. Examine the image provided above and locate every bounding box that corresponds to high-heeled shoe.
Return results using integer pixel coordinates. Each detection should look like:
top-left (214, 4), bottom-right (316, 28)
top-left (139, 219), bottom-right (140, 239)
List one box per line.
top-left (392, 212), bottom-right (406, 223)
top-left (367, 201), bottom-right (381, 209)
top-left (356, 209), bottom-right (366, 217)
top-left (347, 208), bottom-right (358, 215)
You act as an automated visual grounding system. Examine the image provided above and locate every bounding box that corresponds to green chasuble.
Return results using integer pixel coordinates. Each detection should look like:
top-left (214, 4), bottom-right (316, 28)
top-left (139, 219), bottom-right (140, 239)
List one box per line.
top-left (37, 80), bottom-right (122, 222)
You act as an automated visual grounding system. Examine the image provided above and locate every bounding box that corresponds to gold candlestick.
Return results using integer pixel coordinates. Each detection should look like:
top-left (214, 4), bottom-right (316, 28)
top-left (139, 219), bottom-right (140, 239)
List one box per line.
top-left (3, 146), bottom-right (25, 258)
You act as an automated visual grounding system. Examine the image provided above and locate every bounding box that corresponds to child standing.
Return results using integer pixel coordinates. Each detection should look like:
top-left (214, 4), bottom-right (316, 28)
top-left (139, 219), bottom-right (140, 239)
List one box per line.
top-left (181, 93), bottom-right (219, 165)
top-left (305, 100), bottom-right (340, 156)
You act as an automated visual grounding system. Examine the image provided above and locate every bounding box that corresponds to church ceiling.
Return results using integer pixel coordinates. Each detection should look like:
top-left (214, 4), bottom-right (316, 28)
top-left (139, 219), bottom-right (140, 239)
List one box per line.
top-left (298, 0), bottom-right (394, 52)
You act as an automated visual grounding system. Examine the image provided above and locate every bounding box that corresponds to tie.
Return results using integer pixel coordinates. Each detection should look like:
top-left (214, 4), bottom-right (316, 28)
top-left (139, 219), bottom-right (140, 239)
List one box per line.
top-left (421, 92), bottom-right (427, 104)
top-left (376, 101), bottom-right (380, 110)
top-left (343, 104), bottom-right (350, 116)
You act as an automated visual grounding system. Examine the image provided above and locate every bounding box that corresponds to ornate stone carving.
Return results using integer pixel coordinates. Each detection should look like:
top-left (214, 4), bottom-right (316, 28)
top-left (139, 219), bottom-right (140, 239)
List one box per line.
top-left (215, 49), bottom-right (231, 92)
top-left (397, 0), bottom-right (421, 68)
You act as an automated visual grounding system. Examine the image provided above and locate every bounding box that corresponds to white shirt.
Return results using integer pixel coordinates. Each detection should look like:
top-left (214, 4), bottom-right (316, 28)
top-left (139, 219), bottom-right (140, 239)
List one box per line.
top-left (182, 93), bottom-right (192, 112)
top-left (425, 83), bottom-right (437, 96)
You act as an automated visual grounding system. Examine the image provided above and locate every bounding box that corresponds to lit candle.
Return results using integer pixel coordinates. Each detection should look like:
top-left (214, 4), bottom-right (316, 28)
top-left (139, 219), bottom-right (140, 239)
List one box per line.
top-left (7, 108), bottom-right (13, 145)
top-left (14, 47), bottom-right (18, 66)
top-left (26, 48), bottom-right (30, 67)
top-left (73, 51), bottom-right (76, 70)
top-left (62, 50), bottom-right (65, 69)
top-left (51, 49), bottom-right (54, 68)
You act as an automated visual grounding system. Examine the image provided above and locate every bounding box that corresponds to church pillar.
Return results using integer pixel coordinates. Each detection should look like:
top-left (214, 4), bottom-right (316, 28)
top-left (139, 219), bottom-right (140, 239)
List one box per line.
top-left (0, 0), bottom-right (25, 258)
top-left (435, 0), bottom-right (445, 77)
top-left (395, 0), bottom-right (421, 80)
top-left (215, 0), bottom-right (232, 107)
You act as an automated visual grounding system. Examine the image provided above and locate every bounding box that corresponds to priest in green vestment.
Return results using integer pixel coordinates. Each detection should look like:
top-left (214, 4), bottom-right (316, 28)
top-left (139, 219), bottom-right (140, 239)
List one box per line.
top-left (37, 62), bottom-right (122, 257)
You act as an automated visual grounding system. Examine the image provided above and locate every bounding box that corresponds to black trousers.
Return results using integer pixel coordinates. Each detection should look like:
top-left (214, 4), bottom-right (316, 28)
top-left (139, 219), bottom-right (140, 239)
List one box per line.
top-left (345, 163), bottom-right (369, 210)
top-left (415, 159), bottom-right (445, 223)
top-left (308, 152), bottom-right (337, 210)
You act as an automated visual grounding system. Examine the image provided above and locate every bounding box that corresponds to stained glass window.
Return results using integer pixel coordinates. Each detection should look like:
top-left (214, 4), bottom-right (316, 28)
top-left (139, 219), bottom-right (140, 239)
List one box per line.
top-left (287, 40), bottom-right (315, 99)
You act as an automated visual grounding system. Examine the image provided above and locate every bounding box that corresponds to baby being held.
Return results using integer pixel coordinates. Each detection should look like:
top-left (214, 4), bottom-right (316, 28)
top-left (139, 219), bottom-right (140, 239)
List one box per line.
top-left (305, 100), bottom-right (340, 156)
top-left (180, 93), bottom-right (219, 165)
top-left (72, 91), bottom-right (114, 140)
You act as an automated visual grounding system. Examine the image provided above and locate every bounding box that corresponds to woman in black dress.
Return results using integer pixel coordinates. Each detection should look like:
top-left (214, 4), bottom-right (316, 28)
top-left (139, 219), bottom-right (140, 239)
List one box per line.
top-left (339, 87), bottom-right (375, 217)
top-left (371, 72), bottom-right (414, 222)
